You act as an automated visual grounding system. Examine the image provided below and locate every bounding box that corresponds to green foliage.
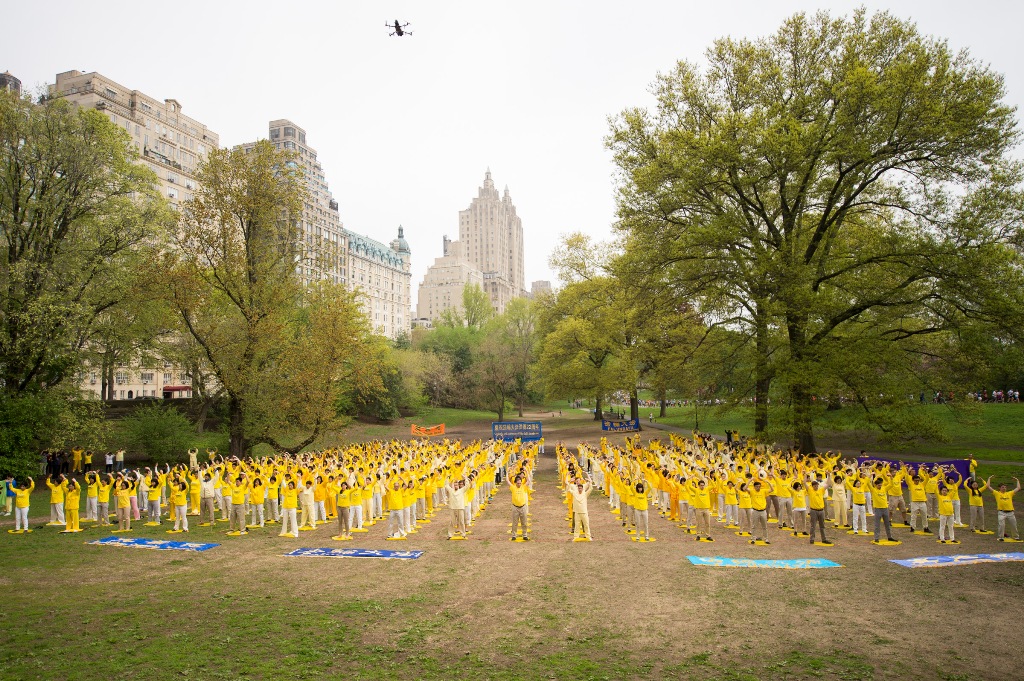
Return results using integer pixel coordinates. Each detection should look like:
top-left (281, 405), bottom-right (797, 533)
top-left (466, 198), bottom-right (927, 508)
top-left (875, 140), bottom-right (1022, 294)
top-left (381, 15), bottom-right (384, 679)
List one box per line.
top-left (609, 9), bottom-right (1024, 450)
top-left (0, 90), bottom-right (172, 397)
top-left (0, 393), bottom-right (108, 478)
top-left (118, 403), bottom-right (195, 463)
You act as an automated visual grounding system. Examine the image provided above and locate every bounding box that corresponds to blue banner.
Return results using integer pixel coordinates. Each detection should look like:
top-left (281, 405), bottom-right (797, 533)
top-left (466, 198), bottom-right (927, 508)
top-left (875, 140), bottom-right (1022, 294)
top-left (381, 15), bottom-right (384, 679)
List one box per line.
top-left (857, 457), bottom-right (972, 481)
top-left (88, 536), bottom-right (219, 552)
top-left (602, 419), bottom-right (641, 432)
top-left (492, 421), bottom-right (542, 442)
top-left (285, 547), bottom-right (423, 560)
top-left (890, 552), bottom-right (1024, 568)
top-left (687, 556), bottom-right (843, 569)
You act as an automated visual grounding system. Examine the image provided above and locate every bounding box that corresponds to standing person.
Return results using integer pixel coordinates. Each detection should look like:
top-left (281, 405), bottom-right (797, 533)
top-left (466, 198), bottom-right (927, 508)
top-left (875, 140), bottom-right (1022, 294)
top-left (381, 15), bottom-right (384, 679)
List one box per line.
top-left (45, 474), bottom-right (67, 526)
top-left (936, 483), bottom-right (957, 543)
top-left (82, 450), bottom-right (93, 474)
top-left (384, 479), bottom-right (407, 540)
top-left (145, 470), bottom-right (163, 525)
top-left (171, 480), bottom-right (189, 533)
top-left (199, 471), bottom-right (217, 526)
top-left (790, 481), bottom-right (808, 537)
top-left (966, 478), bottom-right (988, 533)
top-left (848, 476), bottom-right (868, 535)
top-left (632, 480), bottom-right (651, 541)
top-left (868, 474), bottom-right (897, 544)
top-left (96, 474), bottom-right (113, 527)
top-left (278, 480), bottom-right (299, 538)
top-left (249, 476), bottom-right (266, 528)
top-left (906, 468), bottom-right (931, 534)
top-left (9, 477), bottom-right (34, 532)
top-left (2, 477), bottom-right (12, 517)
top-left (689, 478), bottom-right (713, 542)
top-left (989, 476), bottom-right (1021, 541)
top-left (188, 448), bottom-right (199, 471)
top-left (114, 449), bottom-right (125, 473)
top-left (831, 470), bottom-right (849, 528)
top-left (805, 477), bottom-right (831, 545)
top-left (83, 472), bottom-right (99, 522)
top-left (568, 477), bottom-right (593, 541)
top-left (748, 478), bottom-right (774, 544)
top-left (443, 477), bottom-right (469, 540)
top-left (509, 474), bottom-right (530, 541)
top-left (104, 452), bottom-right (114, 474)
top-left (333, 480), bottom-right (352, 541)
top-left (298, 478), bottom-right (316, 530)
top-left (114, 476), bottom-right (136, 532)
top-left (226, 473), bottom-right (249, 535)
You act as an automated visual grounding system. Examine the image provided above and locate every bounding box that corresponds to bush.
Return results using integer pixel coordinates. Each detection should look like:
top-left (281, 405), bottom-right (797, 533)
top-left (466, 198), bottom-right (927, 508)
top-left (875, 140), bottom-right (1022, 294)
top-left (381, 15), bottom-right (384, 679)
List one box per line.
top-left (119, 404), bottom-right (195, 464)
top-left (0, 393), bottom-right (108, 479)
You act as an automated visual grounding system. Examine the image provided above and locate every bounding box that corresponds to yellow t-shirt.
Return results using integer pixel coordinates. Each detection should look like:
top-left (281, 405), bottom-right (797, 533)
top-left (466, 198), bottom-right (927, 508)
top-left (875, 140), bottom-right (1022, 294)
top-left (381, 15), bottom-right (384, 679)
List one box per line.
top-left (993, 490), bottom-right (1016, 512)
top-left (509, 482), bottom-right (529, 507)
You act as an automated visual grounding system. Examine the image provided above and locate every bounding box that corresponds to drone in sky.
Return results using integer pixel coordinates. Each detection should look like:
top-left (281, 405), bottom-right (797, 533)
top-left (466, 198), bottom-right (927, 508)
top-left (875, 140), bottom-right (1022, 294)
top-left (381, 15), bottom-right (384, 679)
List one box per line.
top-left (387, 20), bottom-right (412, 37)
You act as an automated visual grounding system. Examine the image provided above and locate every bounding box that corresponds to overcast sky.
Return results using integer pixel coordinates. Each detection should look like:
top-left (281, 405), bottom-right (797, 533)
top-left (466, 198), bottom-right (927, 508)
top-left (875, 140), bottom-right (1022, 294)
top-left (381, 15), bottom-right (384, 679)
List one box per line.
top-left (5, 1), bottom-right (1023, 294)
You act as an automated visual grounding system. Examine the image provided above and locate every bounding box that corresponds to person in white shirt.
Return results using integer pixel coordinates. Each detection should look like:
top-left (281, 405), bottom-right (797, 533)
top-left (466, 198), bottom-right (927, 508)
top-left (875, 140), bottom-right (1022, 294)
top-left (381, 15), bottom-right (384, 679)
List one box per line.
top-left (443, 477), bottom-right (469, 539)
top-left (568, 477), bottom-right (594, 540)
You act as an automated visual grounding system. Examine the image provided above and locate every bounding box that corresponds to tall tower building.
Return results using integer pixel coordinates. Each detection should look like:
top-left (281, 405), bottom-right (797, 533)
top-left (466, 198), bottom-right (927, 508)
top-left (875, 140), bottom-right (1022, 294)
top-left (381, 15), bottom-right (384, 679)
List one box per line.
top-left (457, 169), bottom-right (525, 313)
top-left (240, 120), bottom-right (347, 287)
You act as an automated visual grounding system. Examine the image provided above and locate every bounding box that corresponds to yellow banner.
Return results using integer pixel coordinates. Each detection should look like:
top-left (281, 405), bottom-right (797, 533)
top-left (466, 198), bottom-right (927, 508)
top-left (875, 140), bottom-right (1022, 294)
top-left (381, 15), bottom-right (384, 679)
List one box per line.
top-left (411, 423), bottom-right (445, 437)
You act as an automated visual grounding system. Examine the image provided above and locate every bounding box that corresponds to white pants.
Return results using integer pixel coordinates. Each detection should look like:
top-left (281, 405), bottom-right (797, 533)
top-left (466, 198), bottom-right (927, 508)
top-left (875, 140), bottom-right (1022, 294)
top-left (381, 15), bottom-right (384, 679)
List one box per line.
top-left (252, 504), bottom-right (265, 526)
top-left (85, 497), bottom-right (98, 521)
top-left (174, 505), bottom-right (188, 531)
top-left (50, 503), bottom-right (65, 524)
top-left (267, 498), bottom-right (279, 521)
top-left (952, 499), bottom-right (962, 525)
top-left (15, 506), bottom-right (29, 530)
top-left (350, 504), bottom-right (363, 529)
top-left (315, 500), bottom-right (326, 523)
top-left (279, 508), bottom-right (298, 536)
top-left (147, 500), bottom-right (161, 522)
top-left (387, 509), bottom-right (406, 537)
top-left (372, 493), bottom-right (383, 518)
top-left (938, 514), bottom-right (954, 541)
top-left (852, 504), bottom-right (867, 533)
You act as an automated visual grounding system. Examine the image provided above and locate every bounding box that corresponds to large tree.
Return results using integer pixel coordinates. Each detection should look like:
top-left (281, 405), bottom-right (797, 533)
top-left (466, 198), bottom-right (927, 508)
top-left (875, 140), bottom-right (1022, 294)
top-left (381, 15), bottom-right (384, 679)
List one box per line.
top-left (0, 90), bottom-right (170, 396)
top-left (169, 141), bottom-right (369, 456)
top-left (609, 9), bottom-right (1024, 450)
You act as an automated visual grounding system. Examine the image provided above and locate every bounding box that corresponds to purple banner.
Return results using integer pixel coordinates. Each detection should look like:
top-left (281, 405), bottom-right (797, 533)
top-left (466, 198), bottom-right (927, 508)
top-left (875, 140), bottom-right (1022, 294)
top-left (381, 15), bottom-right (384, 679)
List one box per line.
top-left (856, 457), bottom-right (972, 482)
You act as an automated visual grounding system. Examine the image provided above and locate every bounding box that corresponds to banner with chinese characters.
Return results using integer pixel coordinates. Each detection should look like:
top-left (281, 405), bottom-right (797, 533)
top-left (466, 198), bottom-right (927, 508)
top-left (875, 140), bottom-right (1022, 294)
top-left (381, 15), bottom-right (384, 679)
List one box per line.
top-left (890, 552), bottom-right (1024, 568)
top-left (88, 536), bottom-right (219, 552)
top-left (492, 421), bottom-right (542, 442)
top-left (285, 547), bottom-right (423, 560)
top-left (687, 556), bottom-right (843, 569)
top-left (411, 423), bottom-right (445, 437)
top-left (856, 457), bottom-right (971, 481)
top-left (602, 419), bottom-right (641, 432)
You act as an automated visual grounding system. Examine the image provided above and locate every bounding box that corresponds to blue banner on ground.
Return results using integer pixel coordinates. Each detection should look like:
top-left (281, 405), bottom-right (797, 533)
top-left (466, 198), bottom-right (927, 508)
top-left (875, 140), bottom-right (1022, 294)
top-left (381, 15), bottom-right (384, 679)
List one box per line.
top-left (285, 547), bottom-right (423, 560)
top-left (857, 457), bottom-right (971, 481)
top-left (687, 556), bottom-right (843, 569)
top-left (89, 536), bottom-right (219, 552)
top-left (602, 419), bottom-right (641, 432)
top-left (890, 552), bottom-right (1024, 568)
top-left (492, 421), bottom-right (542, 442)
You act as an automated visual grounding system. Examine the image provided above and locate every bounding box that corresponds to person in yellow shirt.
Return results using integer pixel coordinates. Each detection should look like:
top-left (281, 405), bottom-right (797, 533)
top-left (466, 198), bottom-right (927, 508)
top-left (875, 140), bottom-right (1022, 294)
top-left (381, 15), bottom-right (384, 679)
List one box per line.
top-left (384, 479), bottom-right (407, 539)
top-left (748, 478), bottom-right (774, 543)
top-left (45, 474), bottom-right (67, 526)
top-left (144, 470), bottom-right (163, 525)
top-left (10, 477), bottom-right (34, 532)
top-left (249, 476), bottom-right (266, 528)
top-left (83, 471), bottom-right (99, 522)
top-left (71, 447), bottom-right (83, 474)
top-left (170, 479), bottom-right (189, 532)
top-left (867, 474), bottom-right (896, 543)
top-left (804, 477), bottom-right (832, 545)
top-left (936, 483), bottom-right (957, 543)
top-left (989, 476), bottom-right (1020, 541)
top-left (509, 474), bottom-right (530, 540)
top-left (83, 450), bottom-right (93, 474)
top-left (334, 480), bottom-right (353, 540)
top-left (278, 480), bottom-right (299, 538)
top-left (226, 473), bottom-right (250, 534)
top-left (905, 468), bottom-right (931, 534)
top-left (966, 478), bottom-right (988, 533)
top-left (689, 478), bottom-right (713, 541)
top-left (632, 480), bottom-right (651, 541)
top-left (97, 474), bottom-right (114, 526)
top-left (114, 477), bottom-right (137, 532)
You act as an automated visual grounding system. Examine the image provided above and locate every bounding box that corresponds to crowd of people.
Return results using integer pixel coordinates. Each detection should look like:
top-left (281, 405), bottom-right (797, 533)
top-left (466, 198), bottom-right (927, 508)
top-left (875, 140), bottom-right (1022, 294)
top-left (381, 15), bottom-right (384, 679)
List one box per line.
top-left (561, 433), bottom-right (1020, 546)
top-left (4, 440), bottom-right (538, 540)
top-left (3, 432), bottom-right (1020, 549)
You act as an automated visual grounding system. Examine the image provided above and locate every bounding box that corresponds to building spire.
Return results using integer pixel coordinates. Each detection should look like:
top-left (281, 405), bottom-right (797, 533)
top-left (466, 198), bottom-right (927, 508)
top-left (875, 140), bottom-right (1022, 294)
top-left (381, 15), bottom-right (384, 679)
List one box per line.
top-left (483, 167), bottom-right (494, 190)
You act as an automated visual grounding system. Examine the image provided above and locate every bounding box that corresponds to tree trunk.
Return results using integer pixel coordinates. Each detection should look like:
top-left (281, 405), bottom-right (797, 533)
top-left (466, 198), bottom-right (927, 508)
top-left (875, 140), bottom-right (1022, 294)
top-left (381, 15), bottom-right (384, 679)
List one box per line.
top-left (754, 308), bottom-right (771, 434)
top-left (593, 395), bottom-right (604, 420)
top-left (659, 389), bottom-right (667, 418)
top-left (786, 315), bottom-right (816, 453)
top-left (630, 388), bottom-right (639, 421)
top-left (100, 352), bottom-right (110, 400)
top-left (517, 395), bottom-right (524, 418)
top-left (195, 397), bottom-right (210, 434)
top-left (228, 395), bottom-right (247, 458)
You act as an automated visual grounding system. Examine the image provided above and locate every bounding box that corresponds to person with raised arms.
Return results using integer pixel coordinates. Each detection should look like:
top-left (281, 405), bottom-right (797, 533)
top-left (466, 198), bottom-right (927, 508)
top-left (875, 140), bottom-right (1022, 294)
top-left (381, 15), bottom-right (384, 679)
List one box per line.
top-left (989, 476), bottom-right (1021, 541)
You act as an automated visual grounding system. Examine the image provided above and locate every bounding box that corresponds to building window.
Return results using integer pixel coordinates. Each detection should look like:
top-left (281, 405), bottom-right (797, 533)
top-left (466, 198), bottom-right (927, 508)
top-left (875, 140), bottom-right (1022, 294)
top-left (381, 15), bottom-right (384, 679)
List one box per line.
top-left (140, 372), bottom-right (154, 382)
top-left (163, 373), bottom-right (172, 383)
top-left (284, 126), bottom-right (295, 138)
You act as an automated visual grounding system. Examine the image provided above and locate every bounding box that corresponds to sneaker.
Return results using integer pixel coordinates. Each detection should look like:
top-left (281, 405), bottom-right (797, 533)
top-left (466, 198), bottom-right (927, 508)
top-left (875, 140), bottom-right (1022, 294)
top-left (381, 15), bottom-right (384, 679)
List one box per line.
top-left (822, 541), bottom-right (833, 545)
top-left (523, 536), bottom-right (530, 541)
top-left (764, 540), bottom-right (770, 545)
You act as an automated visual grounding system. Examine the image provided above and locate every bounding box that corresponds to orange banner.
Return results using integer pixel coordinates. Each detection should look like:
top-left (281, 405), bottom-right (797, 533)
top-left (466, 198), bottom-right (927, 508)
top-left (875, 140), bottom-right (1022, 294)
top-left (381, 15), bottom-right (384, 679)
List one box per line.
top-left (411, 423), bottom-right (445, 437)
